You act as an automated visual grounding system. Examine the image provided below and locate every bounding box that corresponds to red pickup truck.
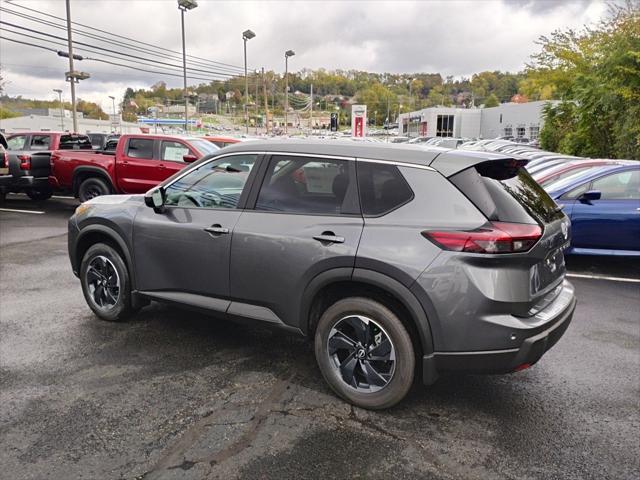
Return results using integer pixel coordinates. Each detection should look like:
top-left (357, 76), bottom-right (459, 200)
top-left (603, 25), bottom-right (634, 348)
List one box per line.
top-left (49, 134), bottom-right (219, 202)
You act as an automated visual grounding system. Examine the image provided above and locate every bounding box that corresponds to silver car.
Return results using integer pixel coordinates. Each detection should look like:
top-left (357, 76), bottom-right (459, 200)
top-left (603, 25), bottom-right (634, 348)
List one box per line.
top-left (68, 140), bottom-right (576, 409)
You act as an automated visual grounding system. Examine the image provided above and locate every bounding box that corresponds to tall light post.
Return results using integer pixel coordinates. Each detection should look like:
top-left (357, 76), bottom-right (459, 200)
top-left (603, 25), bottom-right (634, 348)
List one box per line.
top-left (108, 95), bottom-right (117, 133)
top-left (178, 0), bottom-right (198, 133)
top-left (53, 89), bottom-right (64, 131)
top-left (64, 0), bottom-right (78, 132)
top-left (284, 49), bottom-right (295, 134)
top-left (242, 29), bottom-right (255, 135)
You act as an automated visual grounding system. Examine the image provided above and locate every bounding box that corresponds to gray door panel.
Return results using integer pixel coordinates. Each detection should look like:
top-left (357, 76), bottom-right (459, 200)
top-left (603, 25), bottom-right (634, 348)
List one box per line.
top-left (230, 211), bottom-right (364, 329)
top-left (133, 207), bottom-right (242, 298)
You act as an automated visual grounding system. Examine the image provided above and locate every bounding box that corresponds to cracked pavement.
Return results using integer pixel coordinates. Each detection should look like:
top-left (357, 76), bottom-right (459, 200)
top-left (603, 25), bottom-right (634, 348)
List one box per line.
top-left (1, 196), bottom-right (639, 480)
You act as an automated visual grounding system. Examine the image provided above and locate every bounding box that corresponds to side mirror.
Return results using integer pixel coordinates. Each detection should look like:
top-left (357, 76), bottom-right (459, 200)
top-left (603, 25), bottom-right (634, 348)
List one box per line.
top-left (578, 190), bottom-right (602, 203)
top-left (183, 154), bottom-right (198, 163)
top-left (144, 187), bottom-right (165, 213)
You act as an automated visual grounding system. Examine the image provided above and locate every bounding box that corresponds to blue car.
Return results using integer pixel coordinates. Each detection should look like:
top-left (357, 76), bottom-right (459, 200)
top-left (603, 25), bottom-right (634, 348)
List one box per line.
top-left (546, 163), bottom-right (639, 256)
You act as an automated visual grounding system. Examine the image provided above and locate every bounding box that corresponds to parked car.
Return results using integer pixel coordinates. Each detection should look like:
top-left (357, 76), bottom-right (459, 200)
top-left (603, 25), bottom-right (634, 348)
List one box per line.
top-left (533, 159), bottom-right (634, 187)
top-left (68, 140), bottom-right (576, 409)
top-left (50, 134), bottom-right (218, 202)
top-left (202, 136), bottom-right (241, 148)
top-left (0, 131), bottom-right (92, 201)
top-left (546, 163), bottom-right (639, 256)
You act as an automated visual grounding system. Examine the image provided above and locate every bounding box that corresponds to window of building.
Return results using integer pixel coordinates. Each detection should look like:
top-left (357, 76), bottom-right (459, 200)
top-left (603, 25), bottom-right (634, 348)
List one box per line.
top-left (516, 126), bottom-right (526, 138)
top-left (126, 138), bottom-right (154, 159)
top-left (503, 126), bottom-right (513, 137)
top-left (256, 156), bottom-right (352, 215)
top-left (357, 162), bottom-right (413, 216)
top-left (529, 125), bottom-right (540, 140)
top-left (436, 115), bottom-right (454, 137)
top-left (164, 154), bottom-right (257, 209)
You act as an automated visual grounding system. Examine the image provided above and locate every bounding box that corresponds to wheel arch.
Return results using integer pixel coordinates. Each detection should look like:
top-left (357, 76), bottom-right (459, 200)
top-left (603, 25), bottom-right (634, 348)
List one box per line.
top-left (72, 167), bottom-right (114, 197)
top-left (302, 268), bottom-right (435, 359)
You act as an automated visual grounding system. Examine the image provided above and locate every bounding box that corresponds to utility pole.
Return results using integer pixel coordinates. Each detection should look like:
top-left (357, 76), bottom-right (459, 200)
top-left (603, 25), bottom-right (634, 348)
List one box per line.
top-left (178, 0), bottom-right (198, 133)
top-left (262, 67), bottom-right (269, 134)
top-left (309, 83), bottom-right (313, 131)
top-left (284, 50), bottom-right (295, 134)
top-left (255, 69), bottom-right (259, 134)
top-left (65, 0), bottom-right (78, 132)
top-left (53, 89), bottom-right (64, 131)
top-left (242, 29), bottom-right (255, 135)
top-left (108, 95), bottom-right (117, 133)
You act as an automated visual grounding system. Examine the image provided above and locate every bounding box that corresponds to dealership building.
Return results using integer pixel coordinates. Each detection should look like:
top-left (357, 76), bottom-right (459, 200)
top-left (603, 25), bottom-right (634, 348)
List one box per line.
top-left (397, 100), bottom-right (558, 140)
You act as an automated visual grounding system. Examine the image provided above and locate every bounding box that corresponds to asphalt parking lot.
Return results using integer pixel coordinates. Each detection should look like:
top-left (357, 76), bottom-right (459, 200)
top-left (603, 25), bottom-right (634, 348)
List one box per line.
top-left (1, 195), bottom-right (639, 480)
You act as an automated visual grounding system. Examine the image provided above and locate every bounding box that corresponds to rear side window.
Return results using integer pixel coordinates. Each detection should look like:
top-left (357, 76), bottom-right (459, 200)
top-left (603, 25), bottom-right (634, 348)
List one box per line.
top-left (451, 160), bottom-right (563, 225)
top-left (30, 135), bottom-right (51, 150)
top-left (256, 156), bottom-right (353, 215)
top-left (59, 135), bottom-right (93, 150)
top-left (7, 135), bottom-right (27, 150)
top-left (357, 162), bottom-right (413, 216)
top-left (127, 138), bottom-right (154, 159)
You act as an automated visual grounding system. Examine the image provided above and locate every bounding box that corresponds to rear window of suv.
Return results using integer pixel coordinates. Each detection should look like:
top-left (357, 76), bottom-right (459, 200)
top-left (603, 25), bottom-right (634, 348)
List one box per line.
top-left (450, 160), bottom-right (563, 225)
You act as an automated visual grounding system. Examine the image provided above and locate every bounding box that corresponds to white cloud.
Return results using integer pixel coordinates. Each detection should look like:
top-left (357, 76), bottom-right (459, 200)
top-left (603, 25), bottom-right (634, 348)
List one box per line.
top-left (0, 0), bottom-right (610, 112)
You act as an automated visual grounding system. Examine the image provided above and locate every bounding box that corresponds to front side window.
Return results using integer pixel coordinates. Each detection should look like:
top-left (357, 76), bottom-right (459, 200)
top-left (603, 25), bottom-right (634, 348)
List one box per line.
top-left (591, 170), bottom-right (639, 200)
top-left (161, 141), bottom-right (192, 162)
top-left (164, 154), bottom-right (257, 209)
top-left (126, 138), bottom-right (154, 159)
top-left (357, 162), bottom-right (413, 216)
top-left (30, 135), bottom-right (51, 150)
top-left (7, 135), bottom-right (27, 150)
top-left (256, 156), bottom-right (351, 214)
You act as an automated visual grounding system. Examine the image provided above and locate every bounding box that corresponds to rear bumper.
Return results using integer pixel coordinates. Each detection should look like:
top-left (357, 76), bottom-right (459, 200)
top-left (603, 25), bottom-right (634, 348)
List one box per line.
top-left (0, 175), bottom-right (50, 191)
top-left (422, 281), bottom-right (576, 384)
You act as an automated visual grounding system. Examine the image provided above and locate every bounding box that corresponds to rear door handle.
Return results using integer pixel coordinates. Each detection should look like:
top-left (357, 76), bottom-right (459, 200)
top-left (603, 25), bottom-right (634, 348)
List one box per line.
top-left (204, 224), bottom-right (229, 235)
top-left (313, 232), bottom-right (345, 244)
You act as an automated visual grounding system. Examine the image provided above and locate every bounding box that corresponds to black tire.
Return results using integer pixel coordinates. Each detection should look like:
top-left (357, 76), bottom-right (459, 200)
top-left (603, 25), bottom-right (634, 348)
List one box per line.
top-left (80, 243), bottom-right (134, 322)
top-left (78, 177), bottom-right (110, 202)
top-left (314, 297), bottom-right (415, 410)
top-left (26, 188), bottom-right (52, 201)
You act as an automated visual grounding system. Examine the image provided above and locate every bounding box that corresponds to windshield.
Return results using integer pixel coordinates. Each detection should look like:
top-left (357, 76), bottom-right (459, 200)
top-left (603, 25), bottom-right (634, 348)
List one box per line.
top-left (189, 139), bottom-right (219, 155)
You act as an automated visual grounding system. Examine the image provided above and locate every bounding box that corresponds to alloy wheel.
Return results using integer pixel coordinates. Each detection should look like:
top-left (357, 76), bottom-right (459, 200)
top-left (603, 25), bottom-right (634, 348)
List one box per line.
top-left (327, 315), bottom-right (396, 392)
top-left (86, 255), bottom-right (120, 309)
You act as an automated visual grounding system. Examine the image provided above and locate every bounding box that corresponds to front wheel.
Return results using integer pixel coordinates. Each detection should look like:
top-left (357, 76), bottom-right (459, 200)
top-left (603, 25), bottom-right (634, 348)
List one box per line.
top-left (78, 177), bottom-right (110, 202)
top-left (80, 243), bottom-right (134, 322)
top-left (314, 297), bottom-right (415, 410)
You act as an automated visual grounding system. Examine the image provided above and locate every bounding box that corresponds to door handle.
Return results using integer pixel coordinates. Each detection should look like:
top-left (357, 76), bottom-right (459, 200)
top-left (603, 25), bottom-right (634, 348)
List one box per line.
top-left (313, 232), bottom-right (345, 244)
top-left (204, 224), bottom-right (229, 235)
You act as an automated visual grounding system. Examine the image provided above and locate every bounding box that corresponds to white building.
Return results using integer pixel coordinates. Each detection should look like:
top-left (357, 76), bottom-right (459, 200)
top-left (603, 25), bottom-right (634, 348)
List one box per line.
top-left (398, 100), bottom-right (558, 140)
top-left (0, 113), bottom-right (141, 134)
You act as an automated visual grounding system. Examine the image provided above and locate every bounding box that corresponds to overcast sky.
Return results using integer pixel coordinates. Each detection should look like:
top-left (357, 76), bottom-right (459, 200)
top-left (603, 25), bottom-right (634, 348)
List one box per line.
top-left (0, 0), bottom-right (609, 112)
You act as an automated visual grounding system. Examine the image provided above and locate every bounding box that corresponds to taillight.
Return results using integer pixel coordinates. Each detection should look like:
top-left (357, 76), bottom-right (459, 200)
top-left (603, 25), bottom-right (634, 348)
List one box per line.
top-left (18, 154), bottom-right (31, 170)
top-left (2, 150), bottom-right (7, 168)
top-left (422, 222), bottom-right (542, 254)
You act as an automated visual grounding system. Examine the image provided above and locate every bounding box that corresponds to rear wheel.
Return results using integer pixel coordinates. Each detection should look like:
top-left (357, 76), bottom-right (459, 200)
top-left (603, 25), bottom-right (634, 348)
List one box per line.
top-left (78, 177), bottom-right (110, 202)
top-left (314, 297), bottom-right (415, 409)
top-left (26, 188), bottom-right (52, 201)
top-left (80, 243), bottom-right (133, 322)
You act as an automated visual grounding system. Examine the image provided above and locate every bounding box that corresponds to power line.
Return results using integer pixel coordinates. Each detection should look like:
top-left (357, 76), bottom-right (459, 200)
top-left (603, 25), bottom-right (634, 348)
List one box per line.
top-left (5, 2), bottom-right (247, 72)
top-left (0, 6), bottom-right (246, 75)
top-left (0, 20), bottom-right (237, 78)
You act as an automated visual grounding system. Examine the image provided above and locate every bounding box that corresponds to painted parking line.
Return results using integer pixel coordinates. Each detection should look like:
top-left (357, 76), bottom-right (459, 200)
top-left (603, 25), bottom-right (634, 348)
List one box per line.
top-left (52, 195), bottom-right (75, 199)
top-left (0, 207), bottom-right (45, 215)
top-left (567, 273), bottom-right (640, 283)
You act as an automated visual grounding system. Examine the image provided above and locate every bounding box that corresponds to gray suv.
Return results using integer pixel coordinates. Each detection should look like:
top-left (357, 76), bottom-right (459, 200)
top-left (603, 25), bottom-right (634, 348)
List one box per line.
top-left (68, 140), bottom-right (576, 409)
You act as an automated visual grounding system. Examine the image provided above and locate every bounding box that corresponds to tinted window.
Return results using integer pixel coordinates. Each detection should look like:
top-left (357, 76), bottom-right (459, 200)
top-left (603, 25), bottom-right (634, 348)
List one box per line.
top-left (189, 139), bottom-right (219, 155)
top-left (88, 134), bottom-right (105, 148)
top-left (7, 135), bottom-right (27, 150)
top-left (451, 160), bottom-right (563, 225)
top-left (357, 162), bottom-right (413, 216)
top-left (126, 138), bottom-right (154, 159)
top-left (161, 141), bottom-right (191, 162)
top-left (59, 135), bottom-right (92, 150)
top-left (256, 156), bottom-right (351, 215)
top-left (30, 135), bottom-right (51, 150)
top-left (164, 154), bottom-right (257, 209)
top-left (592, 170), bottom-right (639, 200)
top-left (103, 139), bottom-right (119, 152)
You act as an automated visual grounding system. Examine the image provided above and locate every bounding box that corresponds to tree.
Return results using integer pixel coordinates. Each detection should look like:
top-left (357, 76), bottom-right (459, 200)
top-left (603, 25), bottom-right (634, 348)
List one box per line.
top-left (484, 93), bottom-right (500, 108)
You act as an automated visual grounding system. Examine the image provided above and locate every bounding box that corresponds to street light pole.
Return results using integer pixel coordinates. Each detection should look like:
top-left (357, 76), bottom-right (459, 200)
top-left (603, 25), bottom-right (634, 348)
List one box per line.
top-left (64, 0), bottom-right (78, 132)
top-left (284, 50), bottom-right (295, 135)
top-left (242, 30), bottom-right (255, 135)
top-left (53, 89), bottom-right (64, 131)
top-left (108, 95), bottom-right (116, 133)
top-left (178, 0), bottom-right (198, 133)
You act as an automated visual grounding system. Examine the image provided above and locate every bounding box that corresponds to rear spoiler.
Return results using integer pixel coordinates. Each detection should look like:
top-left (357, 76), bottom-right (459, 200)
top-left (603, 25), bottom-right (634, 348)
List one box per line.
top-left (428, 150), bottom-right (528, 177)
